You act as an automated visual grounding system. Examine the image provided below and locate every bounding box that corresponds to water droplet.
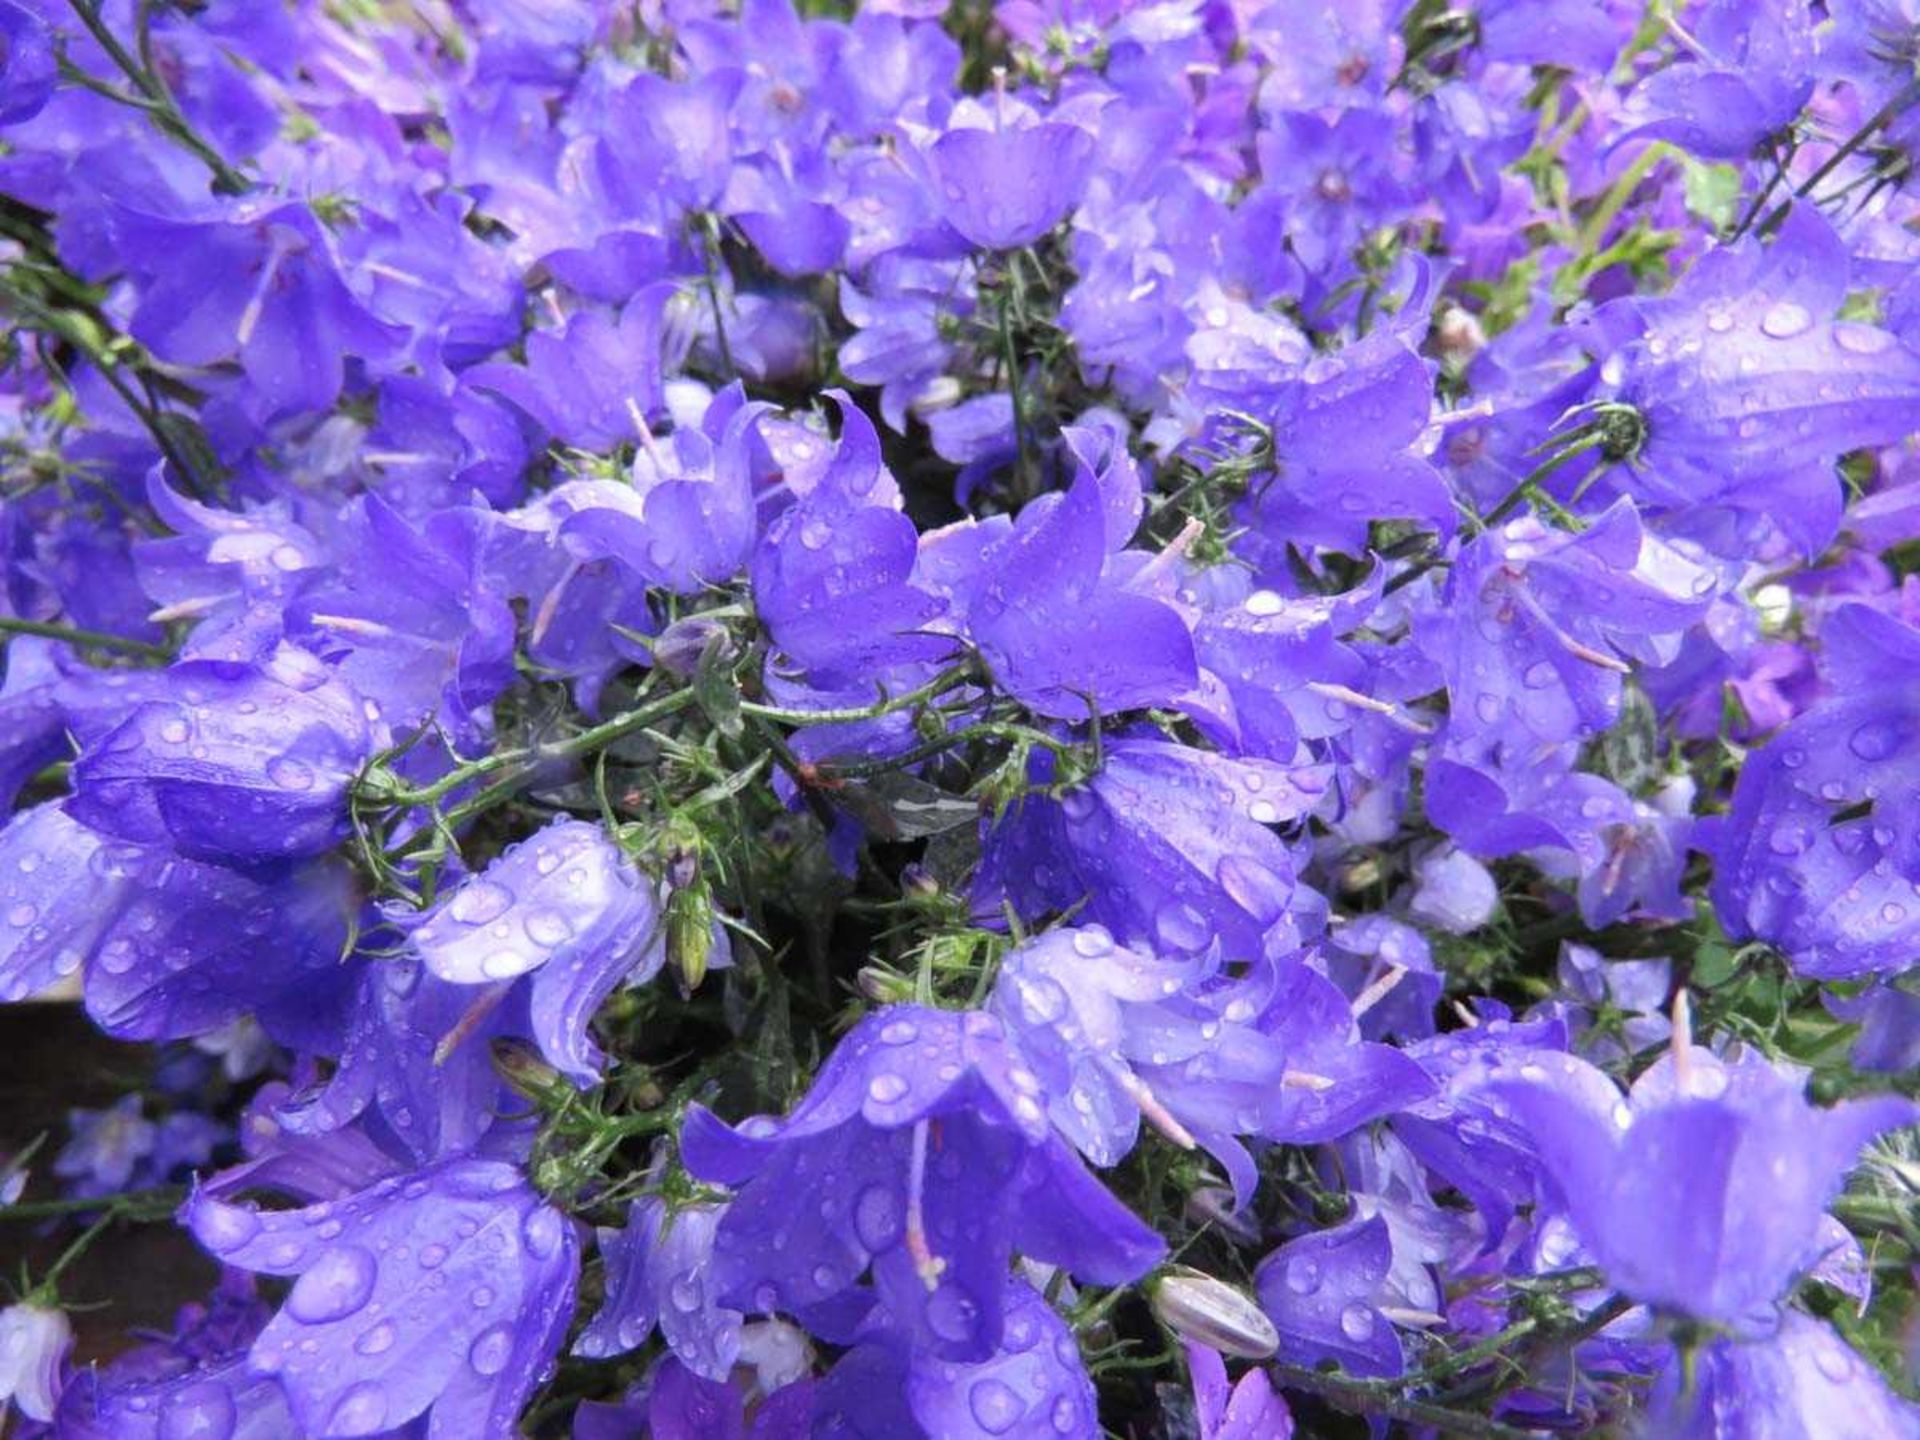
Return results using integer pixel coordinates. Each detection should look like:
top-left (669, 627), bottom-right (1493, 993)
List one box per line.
top-left (158, 1381), bottom-right (236, 1440)
top-left (867, 1072), bottom-right (909, 1104)
top-left (328, 1383), bottom-right (388, 1437)
top-left (195, 1202), bottom-right (261, 1253)
top-left (1069, 927), bottom-right (1113, 958)
top-left (448, 880), bottom-right (514, 926)
top-left (669, 1273), bottom-right (702, 1313)
top-left (523, 909), bottom-right (573, 947)
top-left (1769, 824), bottom-right (1812, 857)
top-left (854, 1185), bottom-right (900, 1250)
top-left (1154, 902), bottom-right (1212, 953)
top-left (1849, 721), bottom-right (1900, 762)
top-left (969, 1378), bottom-right (1025, 1434)
top-left (523, 1208), bottom-right (564, 1259)
top-left (1759, 300), bottom-right (1812, 339)
top-left (879, 1018), bottom-right (919, 1045)
top-left (468, 1323), bottom-right (514, 1376)
top-left (1832, 324), bottom-right (1892, 356)
top-left (158, 718), bottom-right (192, 745)
top-left (266, 756), bottom-right (315, 791)
top-left (354, 1320), bottom-right (396, 1356)
top-left (1285, 1256), bottom-right (1320, 1295)
top-left (1339, 1302), bottom-right (1376, 1341)
top-left (286, 1245), bottom-right (378, 1324)
top-left (1244, 589), bottom-right (1285, 617)
top-left (926, 1286), bottom-right (979, 1344)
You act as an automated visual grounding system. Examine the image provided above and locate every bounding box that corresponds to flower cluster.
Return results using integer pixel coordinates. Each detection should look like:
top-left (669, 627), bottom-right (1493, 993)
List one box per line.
top-left (1, 1), bottom-right (1918, 1437)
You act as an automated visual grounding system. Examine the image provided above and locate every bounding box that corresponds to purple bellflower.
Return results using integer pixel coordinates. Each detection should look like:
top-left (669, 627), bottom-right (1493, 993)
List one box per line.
top-left (187, 1157), bottom-right (579, 1439)
top-left (682, 1005), bottom-right (1165, 1363)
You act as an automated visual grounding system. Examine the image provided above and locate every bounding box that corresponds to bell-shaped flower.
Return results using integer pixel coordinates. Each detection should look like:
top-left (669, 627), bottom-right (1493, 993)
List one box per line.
top-left (987, 923), bottom-right (1245, 1168)
top-left (0, 1300), bottom-right (71, 1424)
top-left (466, 287), bottom-right (676, 452)
top-left (1492, 1043), bottom-right (1916, 1328)
top-left (576, 1193), bottom-right (740, 1382)
top-left (921, 95), bottom-right (1094, 252)
top-left (1186, 1341), bottom-right (1293, 1440)
top-left (1255, 1216), bottom-right (1405, 1379)
top-left (1232, 330), bottom-right (1454, 563)
top-left (186, 1157), bottom-right (579, 1439)
top-left (1643, 1309), bottom-right (1920, 1440)
top-left (1417, 501), bottom-right (1714, 751)
top-left (68, 646), bottom-right (377, 867)
top-left (0, 1), bottom-right (55, 127)
top-left (1711, 603), bottom-right (1920, 979)
top-left (1615, 0), bottom-right (1816, 160)
top-left (979, 738), bottom-right (1325, 960)
top-left (954, 460), bottom-right (1196, 719)
top-left (1583, 206), bottom-right (1920, 558)
top-left (812, 1276), bottom-right (1100, 1439)
top-left (682, 1005), bottom-right (1164, 1363)
top-left (751, 395), bottom-right (950, 686)
top-left (558, 385), bottom-right (771, 595)
top-left (124, 203), bottom-right (405, 420)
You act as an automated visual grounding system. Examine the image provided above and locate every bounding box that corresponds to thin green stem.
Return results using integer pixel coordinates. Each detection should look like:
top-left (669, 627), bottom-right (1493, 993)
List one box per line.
top-left (740, 660), bottom-right (975, 728)
top-left (0, 1184), bottom-right (184, 1224)
top-left (0, 616), bottom-right (170, 660)
top-left (371, 688), bottom-right (700, 810)
top-left (1271, 1364), bottom-right (1540, 1440)
top-left (62, 0), bottom-right (251, 194)
top-left (998, 282), bottom-right (1035, 501)
top-left (1757, 80), bottom-right (1920, 235)
top-left (1577, 141), bottom-right (1674, 259)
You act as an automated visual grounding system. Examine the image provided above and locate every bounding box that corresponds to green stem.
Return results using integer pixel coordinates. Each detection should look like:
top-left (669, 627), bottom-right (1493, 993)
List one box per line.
top-left (1577, 141), bottom-right (1674, 259)
top-left (998, 282), bottom-right (1035, 501)
top-left (0, 1184), bottom-right (185, 1224)
top-left (1271, 1363), bottom-right (1540, 1440)
top-left (372, 687), bottom-right (701, 810)
top-left (1757, 80), bottom-right (1920, 235)
top-left (740, 660), bottom-right (975, 728)
top-left (1480, 431), bottom-right (1606, 532)
top-left (701, 216), bottom-right (736, 380)
top-left (0, 615), bottom-right (170, 660)
top-left (62, 0), bottom-right (251, 194)
top-left (1418, 1316), bottom-right (1539, 1385)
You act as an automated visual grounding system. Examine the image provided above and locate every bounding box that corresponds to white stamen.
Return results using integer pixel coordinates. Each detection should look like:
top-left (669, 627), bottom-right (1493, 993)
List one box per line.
top-left (904, 1120), bottom-right (947, 1292)
top-left (1350, 964), bottom-right (1408, 1019)
top-left (1305, 682), bottom-right (1435, 734)
top-left (1116, 1069), bottom-right (1197, 1149)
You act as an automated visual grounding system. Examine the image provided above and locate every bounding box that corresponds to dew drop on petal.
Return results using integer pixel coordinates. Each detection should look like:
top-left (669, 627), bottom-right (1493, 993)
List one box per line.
top-left (285, 1245), bottom-right (378, 1324)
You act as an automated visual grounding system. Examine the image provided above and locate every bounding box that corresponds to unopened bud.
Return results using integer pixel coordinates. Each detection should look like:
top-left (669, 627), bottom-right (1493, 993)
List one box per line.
top-left (490, 1038), bottom-right (562, 1098)
top-left (857, 965), bottom-right (916, 1005)
top-left (1150, 1269), bottom-right (1278, 1359)
top-left (654, 615), bottom-right (736, 680)
top-left (901, 864), bottom-right (940, 901)
top-left (1433, 304), bottom-right (1486, 372)
top-left (352, 764), bottom-right (409, 805)
top-left (1184, 1187), bottom-right (1261, 1246)
top-left (668, 887), bottom-right (714, 991)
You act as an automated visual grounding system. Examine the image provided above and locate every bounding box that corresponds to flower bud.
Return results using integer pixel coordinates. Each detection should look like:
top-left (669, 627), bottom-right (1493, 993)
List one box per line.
top-left (1150, 1269), bottom-right (1278, 1360)
top-left (653, 615), bottom-right (736, 680)
top-left (490, 1038), bottom-right (563, 1098)
top-left (0, 1301), bottom-right (72, 1422)
top-left (1184, 1186), bottom-right (1262, 1246)
top-left (668, 889), bottom-right (714, 992)
top-left (857, 964), bottom-right (916, 1004)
